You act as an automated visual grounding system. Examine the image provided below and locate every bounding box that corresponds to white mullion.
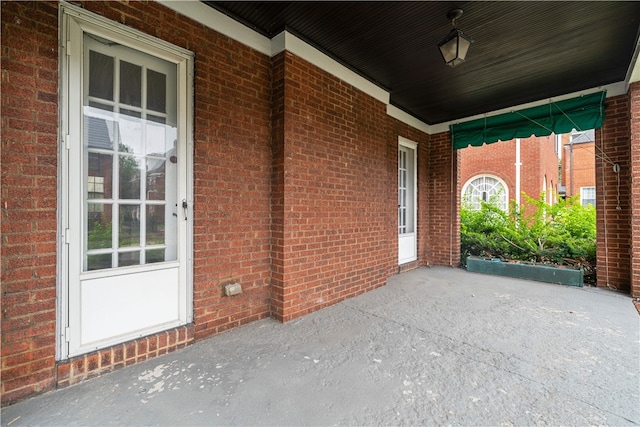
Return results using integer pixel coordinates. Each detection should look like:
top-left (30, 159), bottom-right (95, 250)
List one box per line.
top-left (112, 56), bottom-right (121, 268)
top-left (140, 65), bottom-right (148, 264)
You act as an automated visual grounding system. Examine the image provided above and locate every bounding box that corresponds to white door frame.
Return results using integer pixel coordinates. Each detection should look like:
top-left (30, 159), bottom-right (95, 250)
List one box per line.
top-left (57, 2), bottom-right (194, 359)
top-left (398, 137), bottom-right (418, 264)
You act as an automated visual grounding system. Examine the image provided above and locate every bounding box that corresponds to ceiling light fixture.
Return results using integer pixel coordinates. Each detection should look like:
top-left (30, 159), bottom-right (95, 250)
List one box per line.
top-left (437, 8), bottom-right (473, 67)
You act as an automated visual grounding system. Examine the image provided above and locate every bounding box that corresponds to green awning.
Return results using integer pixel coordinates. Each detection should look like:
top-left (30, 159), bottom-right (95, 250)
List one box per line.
top-left (451, 91), bottom-right (606, 150)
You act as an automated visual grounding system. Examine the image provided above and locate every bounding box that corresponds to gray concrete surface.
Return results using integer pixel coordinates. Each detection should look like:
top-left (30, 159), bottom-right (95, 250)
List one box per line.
top-left (2, 266), bottom-right (639, 426)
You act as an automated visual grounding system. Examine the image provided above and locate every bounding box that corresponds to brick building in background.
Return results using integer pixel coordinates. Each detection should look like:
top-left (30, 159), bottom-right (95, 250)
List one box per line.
top-left (460, 130), bottom-right (598, 211)
top-left (561, 130), bottom-right (597, 206)
top-left (459, 135), bottom-right (561, 212)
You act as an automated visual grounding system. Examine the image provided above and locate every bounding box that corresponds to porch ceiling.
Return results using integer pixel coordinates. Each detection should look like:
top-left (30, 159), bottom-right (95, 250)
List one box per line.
top-left (206, 1), bottom-right (640, 126)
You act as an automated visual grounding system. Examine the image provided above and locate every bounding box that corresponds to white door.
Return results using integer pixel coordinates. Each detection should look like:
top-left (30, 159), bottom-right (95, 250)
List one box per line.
top-left (398, 138), bottom-right (417, 264)
top-left (61, 9), bottom-right (193, 357)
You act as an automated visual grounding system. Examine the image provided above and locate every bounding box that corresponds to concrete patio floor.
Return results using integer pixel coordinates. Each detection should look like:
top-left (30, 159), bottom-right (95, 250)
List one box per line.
top-left (2, 266), bottom-right (639, 426)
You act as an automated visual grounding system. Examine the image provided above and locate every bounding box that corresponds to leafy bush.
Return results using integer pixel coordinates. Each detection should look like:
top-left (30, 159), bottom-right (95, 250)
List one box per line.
top-left (461, 192), bottom-right (596, 283)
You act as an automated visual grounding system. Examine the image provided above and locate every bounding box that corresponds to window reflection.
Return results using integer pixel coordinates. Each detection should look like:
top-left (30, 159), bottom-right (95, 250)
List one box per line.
top-left (83, 107), bottom-right (178, 269)
top-left (119, 153), bottom-right (141, 199)
top-left (119, 204), bottom-right (141, 247)
top-left (119, 61), bottom-right (141, 107)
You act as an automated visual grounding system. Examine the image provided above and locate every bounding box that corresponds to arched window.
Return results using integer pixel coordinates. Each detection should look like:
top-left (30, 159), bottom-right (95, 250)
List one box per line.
top-left (462, 175), bottom-right (508, 211)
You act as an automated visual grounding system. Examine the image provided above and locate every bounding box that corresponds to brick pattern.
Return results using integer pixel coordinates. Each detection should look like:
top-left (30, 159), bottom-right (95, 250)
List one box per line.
top-left (271, 52), bottom-right (399, 321)
top-left (596, 94), bottom-right (631, 291)
top-left (562, 142), bottom-right (596, 199)
top-left (426, 132), bottom-right (460, 266)
top-left (1, 0), bottom-right (60, 406)
top-left (460, 140), bottom-right (517, 201)
top-left (56, 325), bottom-right (194, 388)
top-left (629, 82), bottom-right (640, 298)
top-left (460, 135), bottom-right (561, 212)
top-left (270, 52), bottom-right (287, 320)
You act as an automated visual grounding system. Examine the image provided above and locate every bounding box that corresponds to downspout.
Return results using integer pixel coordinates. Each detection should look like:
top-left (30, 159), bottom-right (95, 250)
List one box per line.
top-left (515, 138), bottom-right (521, 207)
top-left (569, 138), bottom-right (574, 197)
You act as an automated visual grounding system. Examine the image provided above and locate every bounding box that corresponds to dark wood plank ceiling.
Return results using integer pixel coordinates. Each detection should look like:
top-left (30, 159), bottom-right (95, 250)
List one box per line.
top-left (207, 1), bottom-right (640, 125)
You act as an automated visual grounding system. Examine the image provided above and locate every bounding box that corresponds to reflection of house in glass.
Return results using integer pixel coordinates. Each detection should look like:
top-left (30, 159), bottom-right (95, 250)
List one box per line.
top-left (84, 107), bottom-right (176, 261)
top-left (85, 112), bottom-right (115, 233)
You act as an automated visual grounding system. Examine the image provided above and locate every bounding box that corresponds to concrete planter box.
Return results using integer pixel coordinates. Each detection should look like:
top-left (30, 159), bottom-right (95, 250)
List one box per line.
top-left (466, 256), bottom-right (583, 287)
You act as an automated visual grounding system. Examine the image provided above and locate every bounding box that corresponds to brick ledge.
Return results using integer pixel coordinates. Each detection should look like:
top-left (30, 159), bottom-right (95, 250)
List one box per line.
top-left (56, 324), bottom-right (195, 388)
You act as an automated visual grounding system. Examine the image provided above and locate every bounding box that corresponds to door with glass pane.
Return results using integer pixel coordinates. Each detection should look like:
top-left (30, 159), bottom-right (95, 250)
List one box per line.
top-left (65, 29), bottom-right (189, 356)
top-left (398, 139), bottom-right (417, 264)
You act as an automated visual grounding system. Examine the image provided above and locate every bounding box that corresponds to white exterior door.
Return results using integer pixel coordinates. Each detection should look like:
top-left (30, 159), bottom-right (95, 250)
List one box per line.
top-left (60, 6), bottom-right (193, 358)
top-left (398, 138), bottom-right (417, 264)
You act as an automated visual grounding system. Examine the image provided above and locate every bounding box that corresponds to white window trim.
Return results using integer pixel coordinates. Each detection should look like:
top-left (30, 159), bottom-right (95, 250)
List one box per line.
top-left (58, 2), bottom-right (194, 360)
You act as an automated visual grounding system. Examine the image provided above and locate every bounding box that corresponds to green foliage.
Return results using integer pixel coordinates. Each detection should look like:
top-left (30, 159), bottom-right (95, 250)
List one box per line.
top-left (461, 192), bottom-right (596, 270)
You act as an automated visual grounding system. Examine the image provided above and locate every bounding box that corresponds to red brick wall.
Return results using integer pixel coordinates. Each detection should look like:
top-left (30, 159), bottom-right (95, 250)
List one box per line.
top-left (426, 132), bottom-right (460, 266)
top-left (1, 0), bottom-right (60, 404)
top-left (519, 136), bottom-right (541, 202)
top-left (271, 51), bottom-right (399, 321)
top-left (562, 142), bottom-right (596, 199)
top-left (596, 94), bottom-right (631, 291)
top-left (459, 140), bottom-right (516, 201)
top-left (629, 82), bottom-right (640, 298)
top-left (536, 135), bottom-right (560, 204)
top-left (459, 135), bottom-right (559, 209)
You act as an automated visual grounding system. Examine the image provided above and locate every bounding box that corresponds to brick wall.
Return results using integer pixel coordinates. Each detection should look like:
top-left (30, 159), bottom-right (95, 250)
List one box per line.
top-left (459, 140), bottom-right (516, 201)
top-left (596, 94), bottom-right (631, 291)
top-left (459, 135), bottom-right (560, 210)
top-left (562, 142), bottom-right (596, 199)
top-left (426, 132), bottom-right (460, 266)
top-left (271, 51), bottom-right (399, 321)
top-left (536, 135), bottom-right (560, 204)
top-left (1, 0), bottom-right (60, 404)
top-left (629, 82), bottom-right (640, 298)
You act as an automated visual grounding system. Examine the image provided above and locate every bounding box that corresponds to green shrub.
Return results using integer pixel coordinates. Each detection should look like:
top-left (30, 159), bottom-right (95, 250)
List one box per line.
top-left (461, 192), bottom-right (596, 272)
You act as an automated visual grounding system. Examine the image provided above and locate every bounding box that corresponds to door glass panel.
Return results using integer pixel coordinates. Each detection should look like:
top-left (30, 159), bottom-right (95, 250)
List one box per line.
top-left (146, 249), bottom-right (165, 264)
top-left (119, 204), bottom-right (141, 247)
top-left (119, 110), bottom-right (143, 154)
top-left (89, 50), bottom-right (114, 101)
top-left (85, 106), bottom-right (116, 150)
top-left (119, 61), bottom-right (141, 107)
top-left (87, 153), bottom-right (113, 199)
top-left (118, 251), bottom-right (140, 267)
top-left (83, 36), bottom-right (178, 271)
top-left (147, 69), bottom-right (166, 113)
top-left (398, 150), bottom-right (407, 234)
top-left (398, 146), bottom-right (414, 235)
top-left (146, 205), bottom-right (165, 245)
top-left (146, 116), bottom-right (169, 154)
top-left (146, 159), bottom-right (165, 200)
top-left (119, 154), bottom-right (141, 199)
top-left (87, 253), bottom-right (112, 271)
top-left (87, 204), bottom-right (113, 250)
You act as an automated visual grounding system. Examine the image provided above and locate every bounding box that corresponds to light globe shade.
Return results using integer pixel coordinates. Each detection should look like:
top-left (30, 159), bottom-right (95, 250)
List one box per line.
top-left (438, 29), bottom-right (472, 67)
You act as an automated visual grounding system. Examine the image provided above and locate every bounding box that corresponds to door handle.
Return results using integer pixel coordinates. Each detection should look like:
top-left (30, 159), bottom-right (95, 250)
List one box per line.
top-left (182, 199), bottom-right (188, 220)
